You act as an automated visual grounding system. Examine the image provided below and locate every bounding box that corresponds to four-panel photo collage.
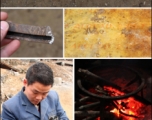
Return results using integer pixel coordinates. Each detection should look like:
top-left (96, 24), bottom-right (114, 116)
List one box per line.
top-left (0, 1), bottom-right (151, 120)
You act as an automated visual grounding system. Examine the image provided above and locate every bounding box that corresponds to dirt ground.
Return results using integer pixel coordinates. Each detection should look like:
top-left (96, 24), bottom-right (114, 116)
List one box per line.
top-left (1, 0), bottom-right (151, 7)
top-left (1, 9), bottom-right (63, 57)
top-left (0, 59), bottom-right (73, 120)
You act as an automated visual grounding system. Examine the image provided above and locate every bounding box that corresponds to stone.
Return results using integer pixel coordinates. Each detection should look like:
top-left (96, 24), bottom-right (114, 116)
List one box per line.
top-left (54, 77), bottom-right (62, 85)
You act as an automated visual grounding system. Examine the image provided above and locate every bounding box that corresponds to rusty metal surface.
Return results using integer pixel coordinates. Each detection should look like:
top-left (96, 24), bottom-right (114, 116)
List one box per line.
top-left (5, 22), bottom-right (54, 44)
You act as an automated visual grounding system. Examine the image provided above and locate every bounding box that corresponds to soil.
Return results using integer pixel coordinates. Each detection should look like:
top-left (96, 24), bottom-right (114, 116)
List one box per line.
top-left (1, 0), bottom-right (151, 7)
top-left (1, 9), bottom-right (63, 57)
top-left (0, 59), bottom-right (73, 120)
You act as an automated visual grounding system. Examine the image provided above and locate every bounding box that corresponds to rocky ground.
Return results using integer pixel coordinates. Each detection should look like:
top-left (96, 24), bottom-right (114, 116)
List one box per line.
top-left (0, 59), bottom-right (73, 120)
top-left (1, 0), bottom-right (151, 7)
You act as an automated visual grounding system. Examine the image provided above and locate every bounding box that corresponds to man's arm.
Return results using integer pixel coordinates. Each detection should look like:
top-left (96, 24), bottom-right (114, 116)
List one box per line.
top-left (2, 103), bottom-right (17, 120)
top-left (55, 92), bottom-right (69, 120)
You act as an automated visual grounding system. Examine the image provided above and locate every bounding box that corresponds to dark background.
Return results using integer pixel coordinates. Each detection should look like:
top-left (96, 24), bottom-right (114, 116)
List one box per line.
top-left (75, 59), bottom-right (152, 73)
top-left (2, 9), bottom-right (63, 57)
top-left (75, 59), bottom-right (152, 102)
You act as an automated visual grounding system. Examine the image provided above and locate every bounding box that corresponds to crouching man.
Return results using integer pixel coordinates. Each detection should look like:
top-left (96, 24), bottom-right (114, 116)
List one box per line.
top-left (2, 62), bottom-right (69, 120)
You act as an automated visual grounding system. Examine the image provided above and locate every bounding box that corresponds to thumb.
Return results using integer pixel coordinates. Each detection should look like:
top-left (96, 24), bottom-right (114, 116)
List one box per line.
top-left (1, 21), bottom-right (9, 41)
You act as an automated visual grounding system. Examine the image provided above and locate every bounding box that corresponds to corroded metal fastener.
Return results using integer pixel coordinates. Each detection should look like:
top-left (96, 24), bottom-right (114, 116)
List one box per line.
top-left (5, 22), bottom-right (54, 44)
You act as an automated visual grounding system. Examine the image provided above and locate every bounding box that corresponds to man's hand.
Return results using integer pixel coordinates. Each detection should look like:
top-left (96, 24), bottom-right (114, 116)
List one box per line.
top-left (1, 12), bottom-right (20, 57)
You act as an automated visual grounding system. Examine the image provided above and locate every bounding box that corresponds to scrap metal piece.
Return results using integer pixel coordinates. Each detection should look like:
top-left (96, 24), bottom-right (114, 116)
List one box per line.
top-left (77, 68), bottom-right (121, 90)
top-left (5, 22), bottom-right (54, 44)
top-left (78, 101), bottom-right (100, 110)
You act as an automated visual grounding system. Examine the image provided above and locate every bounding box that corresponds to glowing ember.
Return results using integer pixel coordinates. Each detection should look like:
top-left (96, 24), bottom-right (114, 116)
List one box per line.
top-left (88, 86), bottom-right (145, 120)
top-left (96, 117), bottom-right (100, 120)
top-left (110, 108), bottom-right (120, 117)
top-left (104, 86), bottom-right (145, 120)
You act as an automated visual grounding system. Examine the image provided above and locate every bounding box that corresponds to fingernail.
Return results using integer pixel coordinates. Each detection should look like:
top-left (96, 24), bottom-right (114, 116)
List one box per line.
top-left (1, 21), bottom-right (9, 30)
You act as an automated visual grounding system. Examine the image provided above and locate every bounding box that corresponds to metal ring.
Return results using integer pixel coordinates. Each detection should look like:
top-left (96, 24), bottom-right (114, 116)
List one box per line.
top-left (77, 65), bottom-right (145, 100)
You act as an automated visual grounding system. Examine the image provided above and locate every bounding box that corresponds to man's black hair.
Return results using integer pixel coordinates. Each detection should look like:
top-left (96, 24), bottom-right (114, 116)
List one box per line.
top-left (26, 62), bottom-right (54, 86)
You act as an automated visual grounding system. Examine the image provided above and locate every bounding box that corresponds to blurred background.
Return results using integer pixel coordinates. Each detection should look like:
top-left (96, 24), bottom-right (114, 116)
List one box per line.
top-left (1, 9), bottom-right (63, 57)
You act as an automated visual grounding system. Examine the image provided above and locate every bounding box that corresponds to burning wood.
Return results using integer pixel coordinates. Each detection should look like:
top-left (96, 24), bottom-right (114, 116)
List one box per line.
top-left (104, 86), bottom-right (145, 120)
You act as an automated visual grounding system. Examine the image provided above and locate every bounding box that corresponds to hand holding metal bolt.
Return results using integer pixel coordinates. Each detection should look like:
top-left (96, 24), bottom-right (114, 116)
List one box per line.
top-left (5, 22), bottom-right (54, 44)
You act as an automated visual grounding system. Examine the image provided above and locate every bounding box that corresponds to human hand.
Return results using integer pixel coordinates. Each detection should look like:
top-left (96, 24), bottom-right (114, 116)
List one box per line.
top-left (1, 12), bottom-right (20, 57)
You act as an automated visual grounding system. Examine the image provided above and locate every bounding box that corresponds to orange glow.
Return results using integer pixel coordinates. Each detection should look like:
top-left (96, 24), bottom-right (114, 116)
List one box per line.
top-left (96, 117), bottom-right (100, 120)
top-left (104, 86), bottom-right (145, 120)
top-left (110, 108), bottom-right (120, 117)
top-left (89, 86), bottom-right (145, 120)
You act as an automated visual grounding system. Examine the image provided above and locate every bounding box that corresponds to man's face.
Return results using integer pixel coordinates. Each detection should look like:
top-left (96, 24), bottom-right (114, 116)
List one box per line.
top-left (23, 79), bottom-right (52, 105)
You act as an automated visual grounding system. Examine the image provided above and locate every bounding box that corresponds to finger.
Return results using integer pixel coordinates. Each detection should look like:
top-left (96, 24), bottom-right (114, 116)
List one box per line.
top-left (1, 40), bottom-right (20, 57)
top-left (0, 12), bottom-right (8, 20)
top-left (1, 39), bottom-right (14, 46)
top-left (1, 21), bottom-right (9, 40)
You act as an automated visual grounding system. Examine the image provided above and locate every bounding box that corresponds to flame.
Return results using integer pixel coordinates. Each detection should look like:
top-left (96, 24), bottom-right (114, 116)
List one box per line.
top-left (89, 86), bottom-right (145, 120)
top-left (104, 86), bottom-right (144, 120)
top-left (110, 108), bottom-right (120, 117)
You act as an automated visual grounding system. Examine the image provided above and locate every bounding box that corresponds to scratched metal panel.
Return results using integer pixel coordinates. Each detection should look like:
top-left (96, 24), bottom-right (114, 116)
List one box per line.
top-left (6, 22), bottom-right (54, 44)
top-left (1, 0), bottom-right (151, 7)
top-left (8, 22), bottom-right (51, 36)
top-left (64, 9), bottom-right (151, 57)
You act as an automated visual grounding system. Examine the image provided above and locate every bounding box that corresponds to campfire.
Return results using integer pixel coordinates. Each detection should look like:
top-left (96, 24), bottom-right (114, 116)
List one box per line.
top-left (75, 60), bottom-right (151, 120)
